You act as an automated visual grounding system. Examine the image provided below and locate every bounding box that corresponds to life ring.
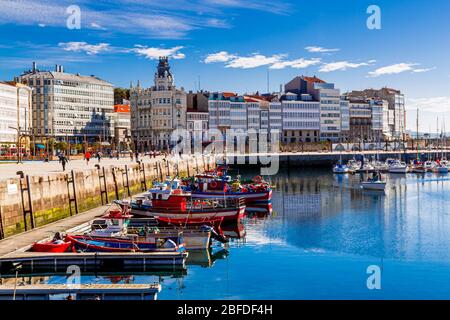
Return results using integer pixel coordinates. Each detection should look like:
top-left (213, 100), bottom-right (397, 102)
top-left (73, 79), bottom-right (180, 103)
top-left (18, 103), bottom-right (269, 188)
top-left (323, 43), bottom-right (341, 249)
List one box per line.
top-left (209, 180), bottom-right (218, 189)
top-left (253, 176), bottom-right (262, 184)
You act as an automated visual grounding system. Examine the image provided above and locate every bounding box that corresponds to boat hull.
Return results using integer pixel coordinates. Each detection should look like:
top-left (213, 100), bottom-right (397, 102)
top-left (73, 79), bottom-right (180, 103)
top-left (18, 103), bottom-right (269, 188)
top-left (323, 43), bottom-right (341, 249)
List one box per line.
top-left (152, 206), bottom-right (246, 223)
top-left (191, 190), bottom-right (272, 205)
top-left (361, 182), bottom-right (386, 190)
top-left (66, 235), bottom-right (181, 253)
top-left (31, 241), bottom-right (72, 253)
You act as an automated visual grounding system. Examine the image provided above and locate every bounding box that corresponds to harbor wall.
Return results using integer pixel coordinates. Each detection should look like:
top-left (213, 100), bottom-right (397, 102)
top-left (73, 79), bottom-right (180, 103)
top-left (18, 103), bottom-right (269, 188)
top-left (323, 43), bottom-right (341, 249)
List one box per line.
top-left (226, 150), bottom-right (450, 167)
top-left (0, 155), bottom-right (216, 239)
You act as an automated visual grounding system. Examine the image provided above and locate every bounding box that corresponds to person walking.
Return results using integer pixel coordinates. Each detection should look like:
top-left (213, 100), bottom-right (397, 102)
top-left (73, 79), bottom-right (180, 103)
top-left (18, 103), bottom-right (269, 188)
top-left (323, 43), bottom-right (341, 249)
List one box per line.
top-left (85, 151), bottom-right (91, 165)
top-left (61, 155), bottom-right (68, 171)
top-left (96, 152), bottom-right (102, 163)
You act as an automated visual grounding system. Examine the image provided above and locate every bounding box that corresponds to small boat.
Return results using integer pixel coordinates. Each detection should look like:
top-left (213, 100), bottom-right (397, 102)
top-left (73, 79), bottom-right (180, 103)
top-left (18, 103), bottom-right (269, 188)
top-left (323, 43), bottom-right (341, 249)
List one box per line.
top-left (424, 161), bottom-right (435, 172)
top-left (433, 164), bottom-right (449, 174)
top-left (361, 181), bottom-right (387, 190)
top-left (361, 172), bottom-right (386, 191)
top-left (31, 233), bottom-right (72, 253)
top-left (388, 160), bottom-right (408, 174)
top-left (66, 235), bottom-right (183, 253)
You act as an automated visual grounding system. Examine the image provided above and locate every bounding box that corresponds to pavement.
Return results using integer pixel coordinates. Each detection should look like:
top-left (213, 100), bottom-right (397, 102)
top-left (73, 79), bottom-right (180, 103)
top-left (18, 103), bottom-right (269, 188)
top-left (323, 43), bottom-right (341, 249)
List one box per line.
top-left (0, 155), bottom-right (166, 180)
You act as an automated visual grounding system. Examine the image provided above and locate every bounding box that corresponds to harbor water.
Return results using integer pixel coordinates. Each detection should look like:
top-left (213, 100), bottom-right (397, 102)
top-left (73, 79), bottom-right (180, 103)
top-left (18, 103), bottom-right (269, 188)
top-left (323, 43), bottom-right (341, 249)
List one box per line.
top-left (5, 167), bottom-right (450, 299)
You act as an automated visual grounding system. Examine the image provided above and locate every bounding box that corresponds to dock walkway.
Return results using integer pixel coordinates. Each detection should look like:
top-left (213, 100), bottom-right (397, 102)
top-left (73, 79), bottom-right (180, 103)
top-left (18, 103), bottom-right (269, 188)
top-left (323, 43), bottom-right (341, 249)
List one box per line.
top-left (0, 204), bottom-right (110, 257)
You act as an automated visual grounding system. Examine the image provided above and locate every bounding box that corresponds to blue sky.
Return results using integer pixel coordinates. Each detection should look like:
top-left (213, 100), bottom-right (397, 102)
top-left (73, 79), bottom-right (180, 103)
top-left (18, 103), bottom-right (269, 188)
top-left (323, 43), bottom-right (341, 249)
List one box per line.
top-left (1, 0), bottom-right (449, 131)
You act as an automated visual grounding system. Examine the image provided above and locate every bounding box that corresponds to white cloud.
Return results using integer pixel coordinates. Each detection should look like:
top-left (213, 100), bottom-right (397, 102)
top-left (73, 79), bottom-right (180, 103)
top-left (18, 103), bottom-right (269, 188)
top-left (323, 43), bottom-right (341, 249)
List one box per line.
top-left (90, 22), bottom-right (107, 30)
top-left (270, 58), bottom-right (321, 70)
top-left (204, 51), bottom-right (237, 64)
top-left (225, 54), bottom-right (285, 69)
top-left (305, 46), bottom-right (340, 53)
top-left (406, 97), bottom-right (450, 113)
top-left (412, 67), bottom-right (436, 73)
top-left (319, 60), bottom-right (373, 72)
top-left (132, 45), bottom-right (186, 60)
top-left (368, 63), bottom-right (418, 77)
top-left (58, 42), bottom-right (110, 55)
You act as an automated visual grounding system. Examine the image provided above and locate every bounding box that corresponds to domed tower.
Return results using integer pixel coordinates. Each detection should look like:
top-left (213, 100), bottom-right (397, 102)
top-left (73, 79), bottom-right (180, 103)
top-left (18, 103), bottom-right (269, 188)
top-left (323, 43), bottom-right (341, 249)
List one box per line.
top-left (154, 56), bottom-right (173, 91)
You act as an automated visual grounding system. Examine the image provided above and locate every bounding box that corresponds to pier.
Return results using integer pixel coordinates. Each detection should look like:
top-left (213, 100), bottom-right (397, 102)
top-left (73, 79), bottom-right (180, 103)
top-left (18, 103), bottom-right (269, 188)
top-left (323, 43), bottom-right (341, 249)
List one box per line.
top-left (0, 283), bottom-right (161, 300)
top-left (0, 251), bottom-right (188, 273)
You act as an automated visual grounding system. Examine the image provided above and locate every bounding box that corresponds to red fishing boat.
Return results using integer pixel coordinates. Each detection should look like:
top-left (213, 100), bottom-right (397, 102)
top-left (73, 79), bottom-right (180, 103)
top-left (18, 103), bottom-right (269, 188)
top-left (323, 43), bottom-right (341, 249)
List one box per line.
top-left (142, 185), bottom-right (246, 224)
top-left (189, 175), bottom-right (272, 205)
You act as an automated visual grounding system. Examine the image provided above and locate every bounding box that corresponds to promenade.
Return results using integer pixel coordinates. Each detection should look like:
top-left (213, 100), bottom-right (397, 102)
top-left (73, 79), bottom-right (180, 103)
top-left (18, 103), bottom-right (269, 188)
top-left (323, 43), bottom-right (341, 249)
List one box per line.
top-left (0, 156), bottom-right (165, 181)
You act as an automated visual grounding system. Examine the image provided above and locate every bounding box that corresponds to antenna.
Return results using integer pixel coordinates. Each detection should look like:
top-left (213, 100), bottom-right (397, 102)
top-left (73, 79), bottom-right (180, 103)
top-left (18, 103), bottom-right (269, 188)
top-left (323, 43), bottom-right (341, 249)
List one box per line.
top-left (267, 69), bottom-right (270, 94)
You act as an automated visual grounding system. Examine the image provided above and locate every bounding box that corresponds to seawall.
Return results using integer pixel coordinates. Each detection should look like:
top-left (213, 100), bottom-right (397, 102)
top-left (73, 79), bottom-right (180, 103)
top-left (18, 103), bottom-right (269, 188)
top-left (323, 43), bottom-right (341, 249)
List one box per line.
top-left (0, 155), bottom-right (216, 239)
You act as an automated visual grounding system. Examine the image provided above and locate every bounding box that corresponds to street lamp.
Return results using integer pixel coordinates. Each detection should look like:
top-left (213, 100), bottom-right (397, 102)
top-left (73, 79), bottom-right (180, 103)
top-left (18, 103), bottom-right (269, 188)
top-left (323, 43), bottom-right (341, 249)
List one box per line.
top-left (8, 126), bottom-right (21, 164)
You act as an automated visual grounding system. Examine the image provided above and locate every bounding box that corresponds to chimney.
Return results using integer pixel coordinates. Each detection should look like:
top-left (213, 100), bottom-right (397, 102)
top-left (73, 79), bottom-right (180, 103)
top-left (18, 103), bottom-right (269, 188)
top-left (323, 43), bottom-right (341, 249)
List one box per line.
top-left (59, 65), bottom-right (64, 73)
top-left (32, 62), bottom-right (37, 72)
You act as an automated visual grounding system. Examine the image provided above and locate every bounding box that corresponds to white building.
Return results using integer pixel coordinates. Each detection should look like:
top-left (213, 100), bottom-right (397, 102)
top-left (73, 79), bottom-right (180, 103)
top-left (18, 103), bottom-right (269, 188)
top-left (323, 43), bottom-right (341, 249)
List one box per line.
top-left (0, 82), bottom-right (32, 154)
top-left (19, 63), bottom-right (114, 144)
top-left (285, 76), bottom-right (341, 141)
top-left (130, 57), bottom-right (187, 151)
top-left (281, 92), bottom-right (321, 143)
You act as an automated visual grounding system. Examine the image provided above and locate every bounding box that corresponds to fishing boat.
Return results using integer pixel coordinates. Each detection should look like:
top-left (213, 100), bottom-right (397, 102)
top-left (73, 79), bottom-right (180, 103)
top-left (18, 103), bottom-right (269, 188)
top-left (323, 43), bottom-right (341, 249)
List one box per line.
top-left (134, 184), bottom-right (246, 224)
top-left (66, 234), bottom-right (183, 253)
top-left (189, 175), bottom-right (272, 205)
top-left (411, 160), bottom-right (426, 174)
top-left (90, 202), bottom-right (215, 250)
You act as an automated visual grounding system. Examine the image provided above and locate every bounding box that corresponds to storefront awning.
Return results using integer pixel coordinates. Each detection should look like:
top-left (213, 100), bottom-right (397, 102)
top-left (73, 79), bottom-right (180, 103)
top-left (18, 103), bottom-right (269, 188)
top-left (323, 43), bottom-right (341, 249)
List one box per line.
top-left (36, 144), bottom-right (46, 149)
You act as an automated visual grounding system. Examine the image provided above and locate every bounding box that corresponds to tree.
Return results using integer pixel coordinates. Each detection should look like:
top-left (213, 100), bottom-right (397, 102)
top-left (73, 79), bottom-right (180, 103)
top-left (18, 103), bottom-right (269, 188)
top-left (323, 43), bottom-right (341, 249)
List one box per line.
top-left (114, 88), bottom-right (130, 104)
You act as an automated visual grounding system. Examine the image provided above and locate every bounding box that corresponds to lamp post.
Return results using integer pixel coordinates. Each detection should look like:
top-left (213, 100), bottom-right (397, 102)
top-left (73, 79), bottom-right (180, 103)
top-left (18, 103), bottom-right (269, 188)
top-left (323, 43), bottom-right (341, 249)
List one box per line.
top-left (8, 126), bottom-right (21, 164)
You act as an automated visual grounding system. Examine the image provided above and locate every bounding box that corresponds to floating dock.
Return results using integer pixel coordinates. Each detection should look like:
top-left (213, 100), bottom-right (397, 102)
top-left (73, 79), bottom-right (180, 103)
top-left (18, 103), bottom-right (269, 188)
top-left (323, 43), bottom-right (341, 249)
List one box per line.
top-left (0, 283), bottom-right (161, 300)
top-left (0, 251), bottom-right (188, 273)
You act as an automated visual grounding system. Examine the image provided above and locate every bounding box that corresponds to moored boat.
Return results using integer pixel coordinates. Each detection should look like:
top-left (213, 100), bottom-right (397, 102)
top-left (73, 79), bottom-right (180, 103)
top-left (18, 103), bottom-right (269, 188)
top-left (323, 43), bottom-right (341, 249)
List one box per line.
top-left (66, 234), bottom-right (183, 253)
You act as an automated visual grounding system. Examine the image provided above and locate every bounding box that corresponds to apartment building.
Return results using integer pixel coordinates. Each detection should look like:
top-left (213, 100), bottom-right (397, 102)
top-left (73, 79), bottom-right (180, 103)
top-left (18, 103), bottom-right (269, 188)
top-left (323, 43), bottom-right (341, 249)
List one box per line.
top-left (19, 63), bottom-right (115, 144)
top-left (285, 76), bottom-right (341, 141)
top-left (0, 82), bottom-right (32, 154)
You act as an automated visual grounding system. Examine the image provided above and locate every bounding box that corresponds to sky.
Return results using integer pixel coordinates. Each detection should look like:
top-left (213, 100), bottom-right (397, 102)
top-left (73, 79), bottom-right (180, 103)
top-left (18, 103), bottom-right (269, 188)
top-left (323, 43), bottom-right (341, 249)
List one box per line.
top-left (0, 0), bottom-right (449, 131)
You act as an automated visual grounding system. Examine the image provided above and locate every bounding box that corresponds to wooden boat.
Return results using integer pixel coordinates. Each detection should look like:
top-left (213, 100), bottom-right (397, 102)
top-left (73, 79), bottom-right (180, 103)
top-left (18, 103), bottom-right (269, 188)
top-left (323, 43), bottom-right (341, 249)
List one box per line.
top-left (135, 185), bottom-right (246, 224)
top-left (66, 235), bottom-right (183, 253)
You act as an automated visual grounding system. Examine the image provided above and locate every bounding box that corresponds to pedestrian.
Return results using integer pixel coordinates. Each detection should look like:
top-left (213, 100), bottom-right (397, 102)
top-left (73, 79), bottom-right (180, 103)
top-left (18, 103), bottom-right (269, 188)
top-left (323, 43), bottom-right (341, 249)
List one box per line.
top-left (85, 151), bottom-right (91, 165)
top-left (130, 152), bottom-right (134, 162)
top-left (61, 155), bottom-right (68, 171)
top-left (96, 152), bottom-right (102, 163)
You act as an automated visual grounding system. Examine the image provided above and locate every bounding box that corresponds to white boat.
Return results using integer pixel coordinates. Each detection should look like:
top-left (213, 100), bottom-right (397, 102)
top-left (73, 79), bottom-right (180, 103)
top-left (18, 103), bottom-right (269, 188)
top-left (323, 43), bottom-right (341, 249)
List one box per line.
top-left (388, 160), bottom-right (408, 174)
top-left (333, 163), bottom-right (349, 174)
top-left (361, 181), bottom-right (387, 190)
top-left (424, 161), bottom-right (435, 172)
top-left (346, 159), bottom-right (360, 172)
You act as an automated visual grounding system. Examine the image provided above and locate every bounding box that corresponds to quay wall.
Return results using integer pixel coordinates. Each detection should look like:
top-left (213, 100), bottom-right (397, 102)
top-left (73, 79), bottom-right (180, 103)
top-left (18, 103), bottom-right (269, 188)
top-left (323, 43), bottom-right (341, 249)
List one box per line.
top-left (225, 150), bottom-right (450, 167)
top-left (0, 155), bottom-right (216, 239)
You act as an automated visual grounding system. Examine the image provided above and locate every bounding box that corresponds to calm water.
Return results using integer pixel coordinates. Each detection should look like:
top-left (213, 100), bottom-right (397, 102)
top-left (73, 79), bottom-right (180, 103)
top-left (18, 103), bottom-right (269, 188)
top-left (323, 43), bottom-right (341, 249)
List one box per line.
top-left (7, 168), bottom-right (450, 299)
